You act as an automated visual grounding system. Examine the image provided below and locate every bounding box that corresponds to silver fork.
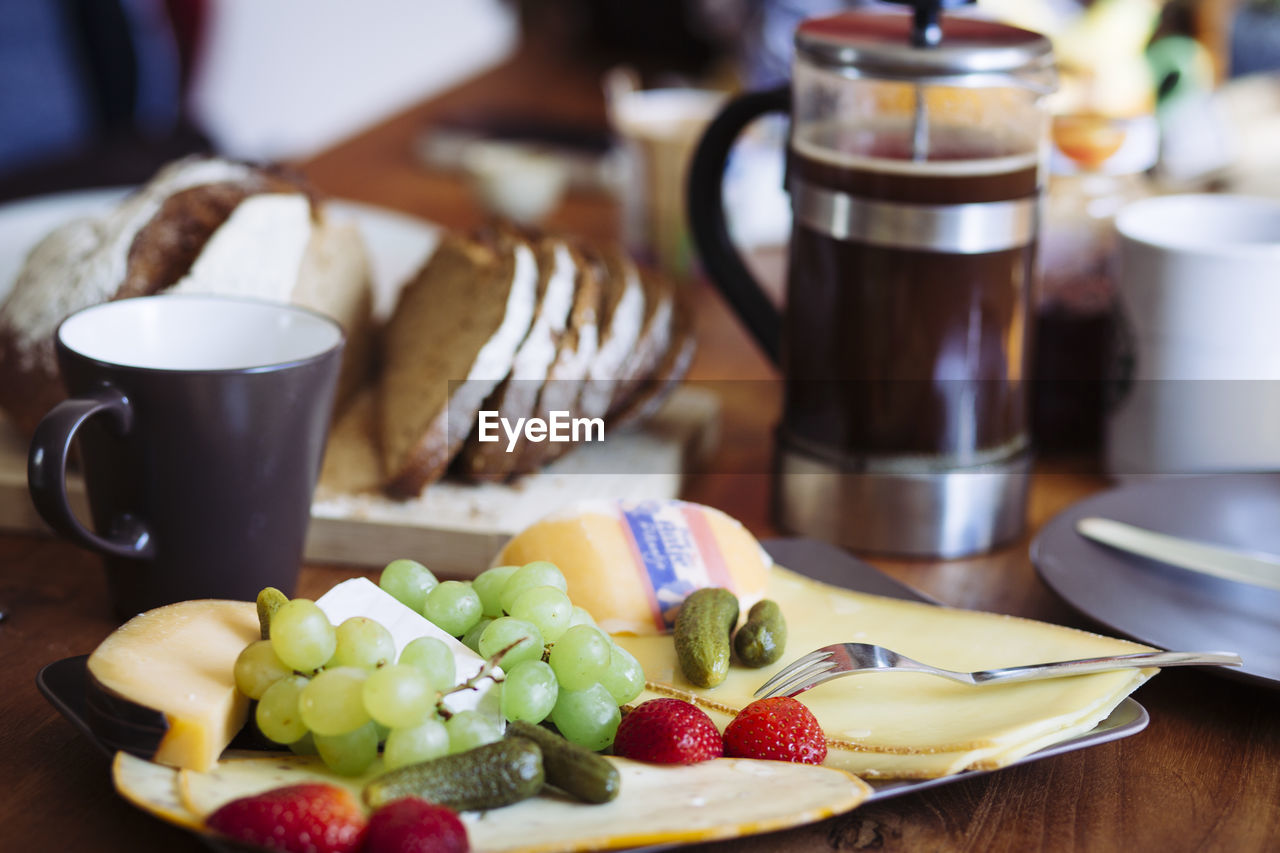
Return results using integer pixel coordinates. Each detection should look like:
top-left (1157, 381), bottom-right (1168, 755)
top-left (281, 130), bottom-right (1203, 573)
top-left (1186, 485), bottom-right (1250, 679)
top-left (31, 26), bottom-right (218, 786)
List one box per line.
top-left (754, 644), bottom-right (1243, 699)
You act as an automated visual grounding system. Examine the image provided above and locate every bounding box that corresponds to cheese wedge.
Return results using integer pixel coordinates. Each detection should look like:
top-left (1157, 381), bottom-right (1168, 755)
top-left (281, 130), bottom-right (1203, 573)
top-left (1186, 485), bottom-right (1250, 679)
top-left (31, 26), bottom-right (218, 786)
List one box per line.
top-left (87, 600), bottom-right (259, 773)
top-left (497, 499), bottom-right (772, 635)
top-left (315, 578), bottom-right (501, 721)
top-left (616, 568), bottom-right (1155, 779)
top-left (120, 751), bottom-right (869, 853)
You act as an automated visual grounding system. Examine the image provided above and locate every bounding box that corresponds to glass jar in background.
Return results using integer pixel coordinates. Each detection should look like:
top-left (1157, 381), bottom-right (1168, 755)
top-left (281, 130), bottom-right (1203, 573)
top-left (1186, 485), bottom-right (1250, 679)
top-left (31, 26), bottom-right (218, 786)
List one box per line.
top-left (1033, 113), bottom-right (1157, 455)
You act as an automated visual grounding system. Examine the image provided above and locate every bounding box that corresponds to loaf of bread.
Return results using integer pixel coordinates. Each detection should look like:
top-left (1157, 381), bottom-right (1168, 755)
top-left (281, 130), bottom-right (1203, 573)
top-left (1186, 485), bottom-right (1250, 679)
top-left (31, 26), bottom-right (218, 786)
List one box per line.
top-left (0, 156), bottom-right (374, 435)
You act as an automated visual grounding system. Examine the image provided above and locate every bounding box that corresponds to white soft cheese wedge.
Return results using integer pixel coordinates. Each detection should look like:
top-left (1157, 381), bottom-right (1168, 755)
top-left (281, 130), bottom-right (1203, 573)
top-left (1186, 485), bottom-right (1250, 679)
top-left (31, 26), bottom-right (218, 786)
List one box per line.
top-left (124, 751), bottom-right (869, 853)
top-left (315, 578), bottom-right (501, 720)
top-left (86, 599), bottom-right (259, 773)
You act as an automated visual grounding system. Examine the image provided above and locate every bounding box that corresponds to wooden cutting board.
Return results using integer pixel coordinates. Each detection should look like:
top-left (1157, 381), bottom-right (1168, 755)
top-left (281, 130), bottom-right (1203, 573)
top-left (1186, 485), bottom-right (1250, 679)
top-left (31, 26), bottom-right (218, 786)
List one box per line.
top-left (0, 387), bottom-right (718, 576)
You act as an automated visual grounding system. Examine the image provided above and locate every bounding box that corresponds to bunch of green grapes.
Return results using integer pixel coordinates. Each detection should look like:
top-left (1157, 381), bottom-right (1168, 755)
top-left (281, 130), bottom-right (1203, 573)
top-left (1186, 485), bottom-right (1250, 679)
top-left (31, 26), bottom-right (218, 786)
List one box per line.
top-left (379, 560), bottom-right (646, 753)
top-left (233, 589), bottom-right (500, 775)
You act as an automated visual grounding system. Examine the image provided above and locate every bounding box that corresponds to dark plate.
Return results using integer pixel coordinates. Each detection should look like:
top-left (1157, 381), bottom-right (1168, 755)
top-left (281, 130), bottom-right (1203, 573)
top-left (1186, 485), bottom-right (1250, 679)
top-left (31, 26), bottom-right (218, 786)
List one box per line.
top-left (1031, 474), bottom-right (1280, 689)
top-left (38, 537), bottom-right (1149, 829)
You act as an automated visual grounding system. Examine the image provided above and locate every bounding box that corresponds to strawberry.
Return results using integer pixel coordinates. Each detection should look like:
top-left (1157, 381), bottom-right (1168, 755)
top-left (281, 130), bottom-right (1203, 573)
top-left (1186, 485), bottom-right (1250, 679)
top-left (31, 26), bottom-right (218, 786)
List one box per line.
top-left (364, 797), bottom-right (469, 853)
top-left (722, 696), bottom-right (827, 765)
top-left (612, 697), bottom-right (724, 764)
top-left (205, 783), bottom-right (366, 853)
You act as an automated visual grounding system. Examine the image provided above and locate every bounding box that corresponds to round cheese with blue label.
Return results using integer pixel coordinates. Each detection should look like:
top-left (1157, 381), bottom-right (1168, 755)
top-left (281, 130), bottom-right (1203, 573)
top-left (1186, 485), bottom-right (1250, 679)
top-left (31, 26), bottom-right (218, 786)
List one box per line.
top-left (496, 499), bottom-right (773, 635)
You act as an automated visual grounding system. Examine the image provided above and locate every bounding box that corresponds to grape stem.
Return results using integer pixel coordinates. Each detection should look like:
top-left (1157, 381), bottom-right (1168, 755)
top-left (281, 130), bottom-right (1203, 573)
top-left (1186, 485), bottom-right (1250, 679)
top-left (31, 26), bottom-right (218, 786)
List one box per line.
top-left (434, 639), bottom-right (519, 719)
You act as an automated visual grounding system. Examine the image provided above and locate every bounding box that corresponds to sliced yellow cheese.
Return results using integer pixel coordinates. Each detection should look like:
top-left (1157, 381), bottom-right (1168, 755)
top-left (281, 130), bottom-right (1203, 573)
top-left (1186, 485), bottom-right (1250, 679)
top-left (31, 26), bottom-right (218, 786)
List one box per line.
top-left (130, 751), bottom-right (869, 853)
top-left (113, 753), bottom-right (204, 832)
top-left (87, 600), bottom-right (259, 772)
top-left (497, 499), bottom-right (772, 634)
top-left (617, 568), bottom-right (1154, 779)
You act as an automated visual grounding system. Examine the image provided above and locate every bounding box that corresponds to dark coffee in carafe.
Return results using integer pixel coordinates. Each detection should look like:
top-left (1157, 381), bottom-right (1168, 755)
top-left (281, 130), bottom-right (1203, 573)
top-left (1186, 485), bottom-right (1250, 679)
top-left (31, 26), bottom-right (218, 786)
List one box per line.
top-left (785, 119), bottom-right (1040, 466)
top-left (687, 8), bottom-right (1054, 556)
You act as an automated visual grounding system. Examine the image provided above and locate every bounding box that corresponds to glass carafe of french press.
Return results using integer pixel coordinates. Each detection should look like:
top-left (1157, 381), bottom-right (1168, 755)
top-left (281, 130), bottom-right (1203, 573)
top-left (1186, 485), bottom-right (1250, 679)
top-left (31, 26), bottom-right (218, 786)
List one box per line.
top-left (689, 3), bottom-right (1056, 557)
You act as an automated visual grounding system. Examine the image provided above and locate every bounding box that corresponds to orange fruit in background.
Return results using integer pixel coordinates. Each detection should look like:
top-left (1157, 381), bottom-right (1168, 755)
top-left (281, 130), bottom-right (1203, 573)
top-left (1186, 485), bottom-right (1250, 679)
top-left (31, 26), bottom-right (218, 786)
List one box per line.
top-left (1053, 114), bottom-right (1127, 168)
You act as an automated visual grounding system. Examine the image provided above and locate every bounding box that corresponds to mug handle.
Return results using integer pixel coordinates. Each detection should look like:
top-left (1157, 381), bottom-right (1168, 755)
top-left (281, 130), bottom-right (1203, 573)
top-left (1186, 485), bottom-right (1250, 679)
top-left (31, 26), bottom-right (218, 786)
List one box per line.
top-left (687, 84), bottom-right (790, 365)
top-left (28, 386), bottom-right (156, 560)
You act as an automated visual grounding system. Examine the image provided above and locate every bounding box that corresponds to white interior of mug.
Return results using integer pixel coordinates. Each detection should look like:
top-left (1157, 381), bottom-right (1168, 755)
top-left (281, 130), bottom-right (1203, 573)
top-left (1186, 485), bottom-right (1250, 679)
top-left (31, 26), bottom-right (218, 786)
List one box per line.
top-left (1117, 194), bottom-right (1280, 254)
top-left (58, 295), bottom-right (343, 370)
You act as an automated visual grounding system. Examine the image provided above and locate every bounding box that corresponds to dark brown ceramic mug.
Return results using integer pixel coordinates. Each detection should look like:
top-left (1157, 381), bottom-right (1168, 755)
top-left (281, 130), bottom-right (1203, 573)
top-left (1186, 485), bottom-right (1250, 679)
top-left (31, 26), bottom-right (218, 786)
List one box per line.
top-left (28, 294), bottom-right (344, 617)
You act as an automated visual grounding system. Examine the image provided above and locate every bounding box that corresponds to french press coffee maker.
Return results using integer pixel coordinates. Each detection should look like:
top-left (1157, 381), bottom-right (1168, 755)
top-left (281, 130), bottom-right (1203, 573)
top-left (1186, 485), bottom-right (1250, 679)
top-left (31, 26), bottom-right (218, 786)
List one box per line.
top-left (689, 2), bottom-right (1056, 557)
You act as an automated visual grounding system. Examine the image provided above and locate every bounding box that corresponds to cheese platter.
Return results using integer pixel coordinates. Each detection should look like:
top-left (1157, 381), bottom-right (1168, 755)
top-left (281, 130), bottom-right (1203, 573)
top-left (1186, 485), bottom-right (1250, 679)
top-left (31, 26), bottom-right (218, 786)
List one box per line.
top-left (37, 532), bottom-right (1150, 853)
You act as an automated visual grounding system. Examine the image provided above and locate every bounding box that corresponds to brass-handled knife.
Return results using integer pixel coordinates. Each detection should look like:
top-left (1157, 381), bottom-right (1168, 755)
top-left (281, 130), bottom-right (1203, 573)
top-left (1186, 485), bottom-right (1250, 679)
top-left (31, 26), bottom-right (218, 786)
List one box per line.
top-left (1076, 517), bottom-right (1280, 592)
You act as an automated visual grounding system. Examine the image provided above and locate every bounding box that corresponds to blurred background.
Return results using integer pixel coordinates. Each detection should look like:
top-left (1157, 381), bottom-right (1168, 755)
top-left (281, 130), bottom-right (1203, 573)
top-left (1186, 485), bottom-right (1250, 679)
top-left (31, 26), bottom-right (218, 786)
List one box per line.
top-left (2, 0), bottom-right (1279, 456)
top-left (5, 1), bottom-right (1279, 194)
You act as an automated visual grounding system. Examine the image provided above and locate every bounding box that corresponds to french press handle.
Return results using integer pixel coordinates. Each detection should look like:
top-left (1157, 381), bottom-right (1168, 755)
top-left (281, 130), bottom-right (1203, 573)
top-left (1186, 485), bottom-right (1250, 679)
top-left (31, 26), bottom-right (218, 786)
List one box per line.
top-left (686, 85), bottom-right (790, 365)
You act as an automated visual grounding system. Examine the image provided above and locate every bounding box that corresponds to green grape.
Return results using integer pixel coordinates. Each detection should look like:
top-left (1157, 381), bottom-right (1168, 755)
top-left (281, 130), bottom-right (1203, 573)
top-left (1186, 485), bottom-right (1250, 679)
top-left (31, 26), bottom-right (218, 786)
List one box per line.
top-left (287, 731), bottom-right (317, 755)
top-left (299, 667), bottom-right (371, 736)
top-left (445, 710), bottom-right (502, 753)
top-left (550, 683), bottom-right (621, 751)
top-left (374, 722), bottom-right (391, 745)
top-left (362, 664), bottom-right (434, 729)
top-left (509, 585), bottom-right (573, 643)
top-left (568, 606), bottom-right (597, 630)
top-left (478, 617), bottom-right (544, 669)
top-left (255, 674), bottom-right (310, 744)
top-left (379, 559), bottom-right (438, 612)
top-left (472, 565), bottom-right (520, 618)
top-left (270, 599), bottom-right (336, 672)
top-left (548, 625), bottom-right (611, 690)
top-left (600, 644), bottom-right (645, 705)
top-left (330, 617), bottom-right (396, 670)
top-left (461, 617), bottom-right (493, 653)
top-left (234, 639), bottom-right (292, 700)
top-left (383, 718), bottom-right (449, 770)
top-left (500, 660), bottom-right (558, 724)
top-left (399, 636), bottom-right (455, 688)
top-left (314, 722), bottom-right (379, 776)
top-left (422, 581), bottom-right (483, 637)
top-left (499, 561), bottom-right (568, 614)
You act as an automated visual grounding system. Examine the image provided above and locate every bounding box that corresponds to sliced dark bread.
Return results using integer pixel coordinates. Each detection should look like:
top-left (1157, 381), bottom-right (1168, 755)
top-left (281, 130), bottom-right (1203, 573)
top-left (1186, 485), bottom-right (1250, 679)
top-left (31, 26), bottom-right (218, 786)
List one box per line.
top-left (575, 245), bottom-right (645, 422)
top-left (455, 231), bottom-right (577, 480)
top-left (378, 229), bottom-right (537, 497)
top-left (510, 239), bottom-right (602, 477)
top-left (608, 264), bottom-right (676, 414)
top-left (608, 280), bottom-right (697, 429)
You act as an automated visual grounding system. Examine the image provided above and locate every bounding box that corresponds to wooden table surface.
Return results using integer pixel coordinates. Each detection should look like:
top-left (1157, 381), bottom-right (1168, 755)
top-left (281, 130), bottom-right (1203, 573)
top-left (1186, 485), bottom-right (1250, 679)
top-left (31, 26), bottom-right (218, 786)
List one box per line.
top-left (3, 41), bottom-right (1279, 853)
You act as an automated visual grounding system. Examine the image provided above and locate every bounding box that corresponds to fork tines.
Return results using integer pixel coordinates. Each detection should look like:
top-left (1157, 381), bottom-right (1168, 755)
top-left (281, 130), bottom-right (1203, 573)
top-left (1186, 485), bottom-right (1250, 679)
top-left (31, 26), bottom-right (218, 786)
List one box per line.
top-left (754, 646), bottom-right (840, 699)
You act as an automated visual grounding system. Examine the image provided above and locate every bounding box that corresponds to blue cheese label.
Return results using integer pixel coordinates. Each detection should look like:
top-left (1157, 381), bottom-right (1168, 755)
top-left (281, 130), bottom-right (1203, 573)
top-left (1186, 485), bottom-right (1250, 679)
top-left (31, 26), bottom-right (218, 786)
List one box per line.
top-left (618, 500), bottom-right (734, 629)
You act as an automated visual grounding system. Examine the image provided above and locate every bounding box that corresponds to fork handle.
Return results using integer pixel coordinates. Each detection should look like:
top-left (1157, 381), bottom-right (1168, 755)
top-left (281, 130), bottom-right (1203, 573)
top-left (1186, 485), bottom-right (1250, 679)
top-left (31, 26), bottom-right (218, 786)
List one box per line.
top-left (972, 651), bottom-right (1242, 684)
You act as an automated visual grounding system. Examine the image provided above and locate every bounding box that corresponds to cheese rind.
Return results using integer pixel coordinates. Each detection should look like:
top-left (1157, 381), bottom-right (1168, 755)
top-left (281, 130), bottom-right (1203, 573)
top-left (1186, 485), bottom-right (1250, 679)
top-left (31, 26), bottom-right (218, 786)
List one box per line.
top-left (87, 600), bottom-right (259, 772)
top-left (497, 499), bottom-right (773, 635)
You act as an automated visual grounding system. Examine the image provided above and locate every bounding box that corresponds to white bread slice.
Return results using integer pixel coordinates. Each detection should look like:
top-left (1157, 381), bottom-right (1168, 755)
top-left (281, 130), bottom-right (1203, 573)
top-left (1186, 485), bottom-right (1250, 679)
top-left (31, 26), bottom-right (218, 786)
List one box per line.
top-left (0, 156), bottom-right (374, 434)
top-left (378, 230), bottom-right (537, 497)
